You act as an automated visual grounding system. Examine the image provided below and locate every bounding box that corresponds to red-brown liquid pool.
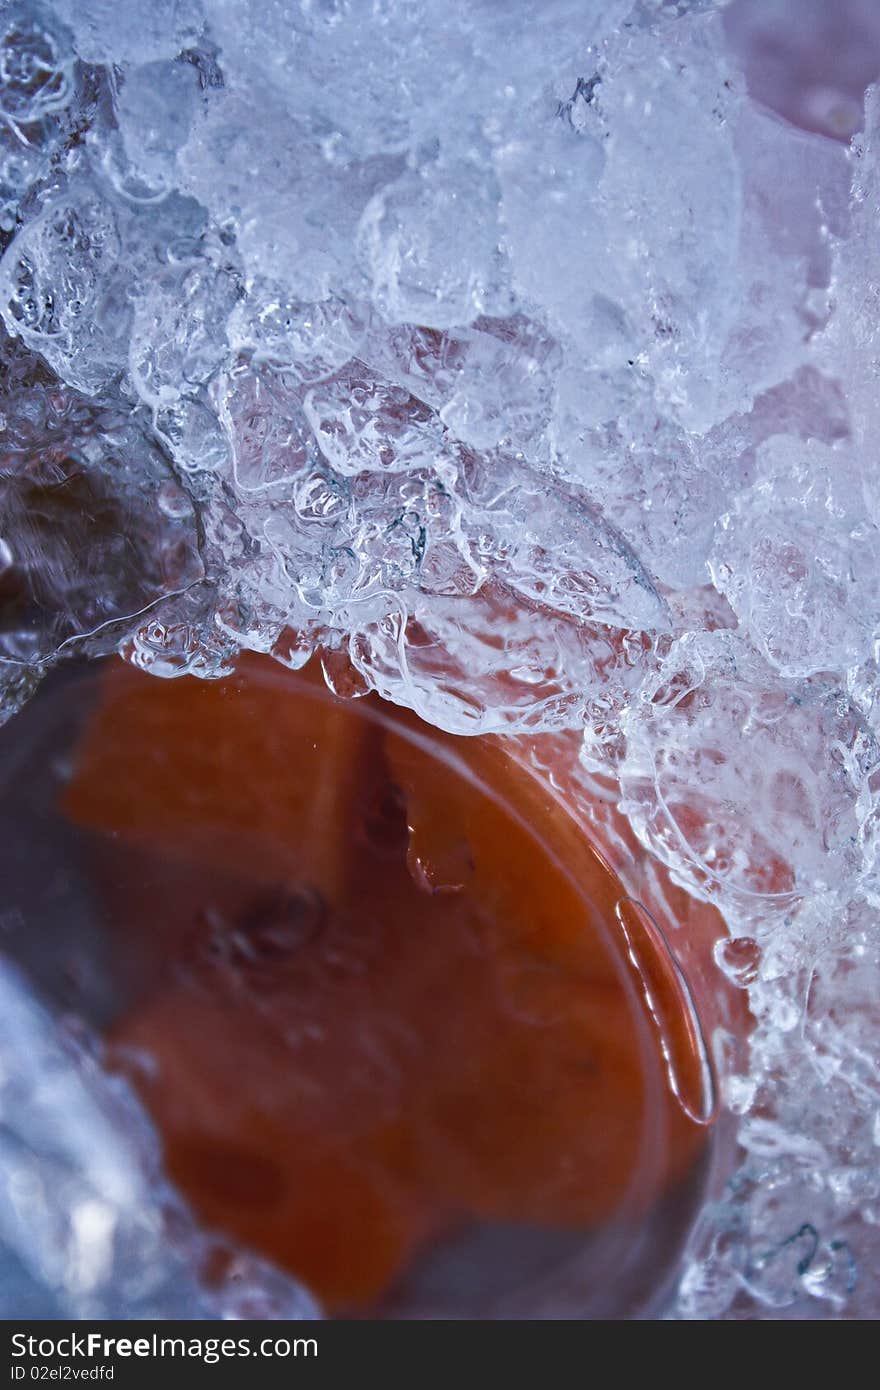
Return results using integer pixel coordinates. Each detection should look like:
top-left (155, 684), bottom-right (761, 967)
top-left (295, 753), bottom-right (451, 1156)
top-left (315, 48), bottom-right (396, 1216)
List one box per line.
top-left (58, 656), bottom-right (723, 1316)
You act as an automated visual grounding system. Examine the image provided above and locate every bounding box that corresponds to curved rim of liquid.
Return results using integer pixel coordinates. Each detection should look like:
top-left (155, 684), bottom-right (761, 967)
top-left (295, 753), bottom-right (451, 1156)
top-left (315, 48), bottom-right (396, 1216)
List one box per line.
top-left (0, 656), bottom-right (720, 1317)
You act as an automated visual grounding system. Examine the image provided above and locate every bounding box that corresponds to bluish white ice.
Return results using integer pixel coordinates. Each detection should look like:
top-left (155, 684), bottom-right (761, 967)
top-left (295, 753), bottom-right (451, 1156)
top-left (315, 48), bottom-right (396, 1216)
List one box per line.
top-left (0, 962), bottom-right (319, 1318)
top-left (1, 0), bottom-right (880, 1318)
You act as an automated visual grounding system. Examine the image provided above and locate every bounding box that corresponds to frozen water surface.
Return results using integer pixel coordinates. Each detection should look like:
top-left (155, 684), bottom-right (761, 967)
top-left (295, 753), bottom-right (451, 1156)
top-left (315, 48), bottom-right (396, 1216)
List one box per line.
top-left (0, 0), bottom-right (879, 1317)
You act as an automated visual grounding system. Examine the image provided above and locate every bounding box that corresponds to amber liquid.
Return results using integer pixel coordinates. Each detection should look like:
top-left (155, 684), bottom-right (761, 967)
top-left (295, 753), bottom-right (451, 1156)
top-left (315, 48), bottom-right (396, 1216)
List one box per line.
top-left (60, 657), bottom-right (711, 1315)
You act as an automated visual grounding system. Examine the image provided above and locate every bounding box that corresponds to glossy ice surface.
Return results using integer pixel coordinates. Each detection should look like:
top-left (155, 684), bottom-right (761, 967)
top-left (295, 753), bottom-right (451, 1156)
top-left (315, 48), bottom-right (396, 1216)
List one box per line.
top-left (1, 0), bottom-right (879, 1318)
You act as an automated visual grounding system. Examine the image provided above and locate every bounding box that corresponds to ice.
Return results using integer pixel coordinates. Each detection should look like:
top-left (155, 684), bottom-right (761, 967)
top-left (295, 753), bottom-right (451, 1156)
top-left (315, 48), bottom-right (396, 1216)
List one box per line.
top-left (302, 366), bottom-right (445, 477)
top-left (616, 631), bottom-right (875, 910)
top-left (0, 2), bottom-right (72, 124)
top-left (49, 0), bottom-right (205, 68)
top-left (115, 60), bottom-right (200, 185)
top-left (129, 246), bottom-right (241, 408)
top-left (0, 0), bottom-right (879, 1319)
top-left (0, 961), bottom-right (318, 1318)
top-left (709, 439), bottom-right (880, 678)
top-left (0, 334), bottom-right (205, 701)
top-left (0, 191), bottom-right (123, 392)
top-left (357, 158), bottom-right (509, 331)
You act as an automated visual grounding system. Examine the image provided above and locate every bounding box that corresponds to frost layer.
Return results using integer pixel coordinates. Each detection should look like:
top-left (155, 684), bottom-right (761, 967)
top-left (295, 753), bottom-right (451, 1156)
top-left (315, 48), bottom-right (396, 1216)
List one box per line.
top-left (1, 0), bottom-right (880, 1318)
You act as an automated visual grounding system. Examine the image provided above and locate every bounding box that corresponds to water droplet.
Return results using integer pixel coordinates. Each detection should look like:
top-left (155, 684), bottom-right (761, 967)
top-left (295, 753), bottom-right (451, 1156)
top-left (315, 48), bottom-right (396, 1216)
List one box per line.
top-left (270, 627), bottom-right (314, 671)
top-left (320, 647), bottom-right (370, 699)
top-left (615, 897), bottom-right (716, 1126)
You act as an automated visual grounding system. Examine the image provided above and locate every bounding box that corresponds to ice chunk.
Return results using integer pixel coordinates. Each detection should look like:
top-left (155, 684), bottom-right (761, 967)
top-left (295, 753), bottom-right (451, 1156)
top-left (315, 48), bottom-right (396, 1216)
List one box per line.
top-left (0, 960), bottom-right (318, 1318)
top-left (357, 157), bottom-right (509, 331)
top-left (129, 245), bottom-right (241, 409)
top-left (303, 365), bottom-right (447, 477)
top-left (617, 632), bottom-right (875, 910)
top-left (50, 0), bottom-right (205, 66)
top-left (0, 1), bottom-right (73, 125)
top-left (0, 190), bottom-right (124, 393)
top-left (115, 59), bottom-right (200, 186)
top-left (710, 439), bottom-right (880, 677)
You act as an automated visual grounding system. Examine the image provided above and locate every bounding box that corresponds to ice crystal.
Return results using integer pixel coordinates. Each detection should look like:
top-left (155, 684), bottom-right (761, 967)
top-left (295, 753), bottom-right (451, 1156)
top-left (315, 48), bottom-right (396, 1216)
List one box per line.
top-left (1, 0), bottom-right (880, 1319)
